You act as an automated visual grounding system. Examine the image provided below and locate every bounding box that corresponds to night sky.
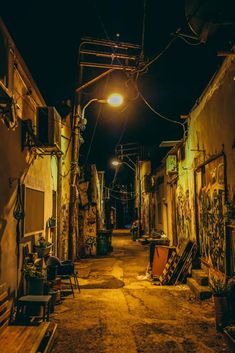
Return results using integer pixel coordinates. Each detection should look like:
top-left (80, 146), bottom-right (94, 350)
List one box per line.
top-left (1, 1), bottom-right (234, 184)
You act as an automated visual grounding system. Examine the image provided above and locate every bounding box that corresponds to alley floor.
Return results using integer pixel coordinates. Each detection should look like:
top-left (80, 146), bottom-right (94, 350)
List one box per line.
top-left (51, 232), bottom-right (233, 353)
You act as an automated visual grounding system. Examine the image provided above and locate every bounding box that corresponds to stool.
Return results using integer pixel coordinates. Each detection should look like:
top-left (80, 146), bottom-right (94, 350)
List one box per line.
top-left (16, 295), bottom-right (52, 322)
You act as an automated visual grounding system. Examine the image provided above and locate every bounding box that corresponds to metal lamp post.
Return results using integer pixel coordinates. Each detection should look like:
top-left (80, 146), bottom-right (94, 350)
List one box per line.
top-left (68, 94), bottom-right (123, 260)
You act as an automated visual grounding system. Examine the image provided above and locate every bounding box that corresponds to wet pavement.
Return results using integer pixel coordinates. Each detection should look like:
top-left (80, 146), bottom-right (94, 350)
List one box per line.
top-left (51, 231), bottom-right (233, 353)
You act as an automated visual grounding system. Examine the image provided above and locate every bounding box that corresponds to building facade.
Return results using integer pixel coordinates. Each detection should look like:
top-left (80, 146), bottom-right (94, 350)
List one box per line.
top-left (0, 19), bottom-right (73, 294)
top-left (145, 54), bottom-right (235, 276)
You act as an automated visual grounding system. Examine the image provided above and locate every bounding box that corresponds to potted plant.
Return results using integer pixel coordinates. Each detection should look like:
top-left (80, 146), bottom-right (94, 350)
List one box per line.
top-left (33, 235), bottom-right (52, 258)
top-left (23, 256), bottom-right (47, 295)
top-left (210, 274), bottom-right (229, 332)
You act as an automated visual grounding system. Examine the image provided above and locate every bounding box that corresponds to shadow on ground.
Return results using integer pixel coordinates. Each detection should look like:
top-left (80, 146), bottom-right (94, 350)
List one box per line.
top-left (79, 275), bottom-right (124, 289)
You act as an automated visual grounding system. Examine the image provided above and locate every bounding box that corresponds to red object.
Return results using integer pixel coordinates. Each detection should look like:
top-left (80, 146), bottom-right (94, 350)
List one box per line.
top-left (152, 246), bottom-right (174, 277)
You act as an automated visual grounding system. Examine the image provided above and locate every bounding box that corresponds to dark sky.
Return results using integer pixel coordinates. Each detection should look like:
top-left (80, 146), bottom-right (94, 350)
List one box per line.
top-left (1, 1), bottom-right (234, 183)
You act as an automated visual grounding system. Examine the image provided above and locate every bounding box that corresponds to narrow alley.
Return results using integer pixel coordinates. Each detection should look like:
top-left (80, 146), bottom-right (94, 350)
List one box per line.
top-left (51, 232), bottom-right (232, 353)
top-left (1, 5), bottom-right (235, 353)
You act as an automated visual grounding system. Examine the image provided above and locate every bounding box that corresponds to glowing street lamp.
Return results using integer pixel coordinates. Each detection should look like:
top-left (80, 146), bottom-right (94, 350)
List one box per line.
top-left (107, 93), bottom-right (123, 107)
top-left (111, 158), bottom-right (135, 172)
top-left (80, 93), bottom-right (124, 124)
top-left (111, 159), bottom-right (121, 167)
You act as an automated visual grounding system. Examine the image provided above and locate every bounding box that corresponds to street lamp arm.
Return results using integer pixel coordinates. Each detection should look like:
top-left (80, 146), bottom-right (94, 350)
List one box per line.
top-left (82, 98), bottom-right (99, 118)
top-left (76, 69), bottom-right (114, 93)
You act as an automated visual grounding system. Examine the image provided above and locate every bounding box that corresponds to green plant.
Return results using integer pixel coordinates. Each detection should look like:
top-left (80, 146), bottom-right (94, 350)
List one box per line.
top-left (23, 257), bottom-right (46, 279)
top-left (37, 235), bottom-right (52, 248)
top-left (210, 275), bottom-right (228, 296)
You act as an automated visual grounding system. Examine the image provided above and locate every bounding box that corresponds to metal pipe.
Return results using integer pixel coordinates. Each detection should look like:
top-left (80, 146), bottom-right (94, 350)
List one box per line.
top-left (76, 69), bottom-right (114, 93)
top-left (79, 62), bottom-right (135, 70)
top-left (80, 37), bottom-right (141, 50)
top-left (80, 49), bottom-right (137, 60)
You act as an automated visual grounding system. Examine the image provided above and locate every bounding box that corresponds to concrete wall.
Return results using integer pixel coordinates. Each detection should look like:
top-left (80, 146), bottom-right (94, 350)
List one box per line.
top-left (148, 56), bottom-right (235, 267)
top-left (0, 21), bottom-right (59, 293)
top-left (151, 55), bottom-right (235, 273)
top-left (185, 56), bottom-right (235, 273)
top-left (137, 160), bottom-right (151, 234)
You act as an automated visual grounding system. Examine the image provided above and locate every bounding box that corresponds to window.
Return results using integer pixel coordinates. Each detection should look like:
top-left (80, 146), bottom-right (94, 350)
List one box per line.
top-left (23, 186), bottom-right (44, 236)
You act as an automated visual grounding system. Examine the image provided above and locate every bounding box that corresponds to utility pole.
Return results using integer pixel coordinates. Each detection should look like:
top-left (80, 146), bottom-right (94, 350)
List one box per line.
top-left (68, 103), bottom-right (81, 260)
top-left (68, 38), bottom-right (142, 260)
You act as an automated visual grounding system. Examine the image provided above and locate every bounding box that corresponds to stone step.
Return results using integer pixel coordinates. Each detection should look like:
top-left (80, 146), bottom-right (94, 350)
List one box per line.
top-left (192, 269), bottom-right (209, 286)
top-left (187, 277), bottom-right (212, 300)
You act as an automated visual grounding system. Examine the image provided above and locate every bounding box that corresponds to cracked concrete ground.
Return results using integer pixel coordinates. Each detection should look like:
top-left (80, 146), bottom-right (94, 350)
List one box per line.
top-left (51, 233), bottom-right (233, 353)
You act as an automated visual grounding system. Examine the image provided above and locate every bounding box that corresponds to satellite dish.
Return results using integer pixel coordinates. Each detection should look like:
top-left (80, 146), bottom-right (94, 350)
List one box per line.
top-left (185, 0), bottom-right (234, 43)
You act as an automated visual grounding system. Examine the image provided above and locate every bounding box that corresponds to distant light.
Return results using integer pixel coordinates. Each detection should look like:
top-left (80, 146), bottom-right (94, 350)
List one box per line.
top-left (111, 159), bottom-right (121, 167)
top-left (107, 93), bottom-right (123, 107)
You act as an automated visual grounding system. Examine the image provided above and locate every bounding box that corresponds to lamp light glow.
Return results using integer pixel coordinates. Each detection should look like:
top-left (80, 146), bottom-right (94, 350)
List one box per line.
top-left (107, 93), bottom-right (123, 107)
top-left (111, 159), bottom-right (121, 167)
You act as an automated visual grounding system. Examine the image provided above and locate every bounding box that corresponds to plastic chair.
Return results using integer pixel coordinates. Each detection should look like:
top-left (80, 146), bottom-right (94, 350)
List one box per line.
top-left (56, 261), bottom-right (80, 297)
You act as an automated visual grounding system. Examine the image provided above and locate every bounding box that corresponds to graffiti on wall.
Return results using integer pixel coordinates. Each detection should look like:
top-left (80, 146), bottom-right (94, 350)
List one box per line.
top-left (83, 205), bottom-right (97, 255)
top-left (197, 156), bottom-right (225, 272)
top-left (58, 202), bottom-right (70, 259)
top-left (176, 186), bottom-right (192, 239)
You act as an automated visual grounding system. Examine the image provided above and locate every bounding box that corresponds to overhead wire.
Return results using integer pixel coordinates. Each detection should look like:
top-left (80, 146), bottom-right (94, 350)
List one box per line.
top-left (62, 133), bottom-right (72, 160)
top-left (14, 89), bottom-right (72, 130)
top-left (91, 0), bottom-right (193, 186)
top-left (176, 34), bottom-right (201, 46)
top-left (136, 36), bottom-right (177, 74)
top-left (137, 87), bottom-right (186, 136)
top-left (105, 186), bottom-right (135, 195)
top-left (90, 3), bottom-right (141, 189)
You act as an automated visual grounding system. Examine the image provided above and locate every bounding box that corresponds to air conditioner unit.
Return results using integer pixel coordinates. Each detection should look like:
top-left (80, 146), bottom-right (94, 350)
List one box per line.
top-left (37, 106), bottom-right (61, 152)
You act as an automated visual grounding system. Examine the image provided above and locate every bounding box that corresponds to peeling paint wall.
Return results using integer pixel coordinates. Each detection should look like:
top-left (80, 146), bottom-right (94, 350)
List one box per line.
top-left (150, 57), bottom-right (235, 266)
top-left (0, 21), bottom-right (58, 293)
top-left (138, 160), bottom-right (151, 234)
top-left (78, 165), bottom-right (104, 256)
top-left (196, 156), bottom-right (226, 271)
top-left (188, 57), bottom-right (235, 272)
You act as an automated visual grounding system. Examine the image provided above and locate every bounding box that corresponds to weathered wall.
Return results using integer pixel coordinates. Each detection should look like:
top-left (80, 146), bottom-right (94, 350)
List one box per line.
top-left (150, 57), bottom-right (235, 260)
top-left (186, 56), bottom-right (235, 272)
top-left (174, 142), bottom-right (195, 242)
top-left (189, 57), bottom-right (235, 201)
top-left (0, 21), bottom-right (58, 293)
top-left (152, 164), bottom-right (174, 243)
top-left (138, 160), bottom-right (151, 234)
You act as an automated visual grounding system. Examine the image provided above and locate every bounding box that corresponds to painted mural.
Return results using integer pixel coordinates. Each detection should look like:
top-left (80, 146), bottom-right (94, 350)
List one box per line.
top-left (197, 155), bottom-right (225, 272)
top-left (176, 186), bottom-right (192, 240)
top-left (83, 205), bottom-right (97, 255)
top-left (60, 203), bottom-right (69, 259)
